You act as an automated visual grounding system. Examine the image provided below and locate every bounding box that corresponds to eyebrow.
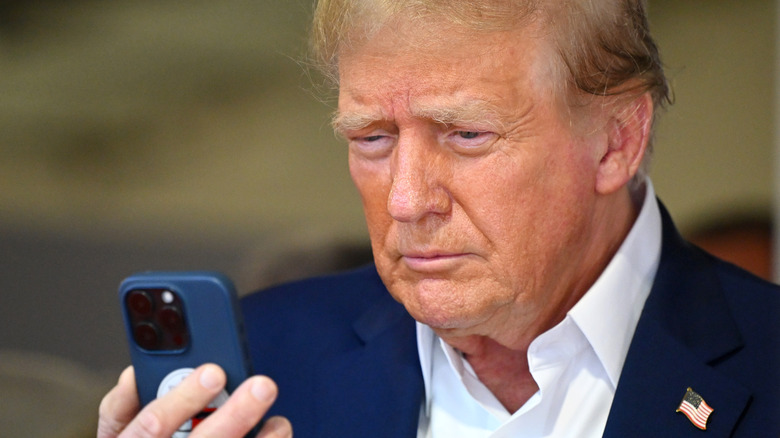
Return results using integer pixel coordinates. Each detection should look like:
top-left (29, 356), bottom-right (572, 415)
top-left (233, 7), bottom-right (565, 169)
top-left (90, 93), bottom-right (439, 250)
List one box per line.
top-left (332, 99), bottom-right (506, 135)
top-left (332, 110), bottom-right (383, 135)
top-left (413, 100), bottom-right (505, 131)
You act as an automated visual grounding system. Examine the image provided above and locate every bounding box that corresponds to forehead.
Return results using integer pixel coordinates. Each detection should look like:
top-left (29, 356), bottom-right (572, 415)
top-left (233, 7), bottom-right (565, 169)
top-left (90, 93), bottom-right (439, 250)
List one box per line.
top-left (335, 17), bottom-right (560, 122)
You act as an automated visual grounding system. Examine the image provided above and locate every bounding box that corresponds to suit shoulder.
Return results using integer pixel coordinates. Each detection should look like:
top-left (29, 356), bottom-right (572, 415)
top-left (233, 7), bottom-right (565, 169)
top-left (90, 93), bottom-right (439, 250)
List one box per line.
top-left (241, 263), bottom-right (386, 316)
top-left (708, 254), bottom-right (780, 330)
top-left (239, 264), bottom-right (394, 354)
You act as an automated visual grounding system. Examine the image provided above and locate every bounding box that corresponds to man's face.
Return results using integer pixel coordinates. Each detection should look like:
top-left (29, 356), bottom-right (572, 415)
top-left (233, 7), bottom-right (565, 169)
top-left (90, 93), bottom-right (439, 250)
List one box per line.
top-left (337, 20), bottom-right (611, 340)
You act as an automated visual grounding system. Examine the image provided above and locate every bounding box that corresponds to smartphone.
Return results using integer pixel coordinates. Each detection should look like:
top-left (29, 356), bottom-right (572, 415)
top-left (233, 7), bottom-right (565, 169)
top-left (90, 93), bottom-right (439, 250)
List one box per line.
top-left (119, 271), bottom-right (254, 437)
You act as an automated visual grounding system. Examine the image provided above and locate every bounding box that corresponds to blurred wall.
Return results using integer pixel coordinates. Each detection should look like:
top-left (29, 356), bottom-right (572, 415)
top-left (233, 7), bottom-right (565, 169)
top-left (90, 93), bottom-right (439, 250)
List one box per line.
top-left (775, 0), bottom-right (780, 281)
top-left (649, 0), bottom-right (775, 234)
top-left (0, 1), bottom-right (364, 247)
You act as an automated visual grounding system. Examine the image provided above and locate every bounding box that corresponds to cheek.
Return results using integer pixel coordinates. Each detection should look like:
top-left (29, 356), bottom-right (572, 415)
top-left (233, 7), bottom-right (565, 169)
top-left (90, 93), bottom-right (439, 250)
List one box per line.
top-left (462, 142), bottom-right (594, 253)
top-left (457, 153), bottom-right (540, 233)
top-left (509, 149), bottom-right (598, 254)
top-left (349, 157), bottom-right (392, 237)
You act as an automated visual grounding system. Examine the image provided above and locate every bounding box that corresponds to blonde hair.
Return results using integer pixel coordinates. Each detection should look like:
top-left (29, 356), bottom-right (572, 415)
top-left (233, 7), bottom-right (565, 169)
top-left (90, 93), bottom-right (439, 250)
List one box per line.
top-left (310, 0), bottom-right (670, 182)
top-left (310, 0), bottom-right (668, 106)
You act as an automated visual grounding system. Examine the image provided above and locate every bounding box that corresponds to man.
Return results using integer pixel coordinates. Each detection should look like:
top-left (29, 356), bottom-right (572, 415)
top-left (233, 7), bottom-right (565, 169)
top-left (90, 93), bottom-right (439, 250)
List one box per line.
top-left (98, 0), bottom-right (780, 437)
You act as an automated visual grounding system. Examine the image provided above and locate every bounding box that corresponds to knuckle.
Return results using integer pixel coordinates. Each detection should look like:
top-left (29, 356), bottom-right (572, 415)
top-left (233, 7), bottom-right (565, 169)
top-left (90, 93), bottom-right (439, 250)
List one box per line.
top-left (228, 407), bottom-right (262, 432)
top-left (133, 409), bottom-right (164, 437)
top-left (97, 392), bottom-right (125, 437)
top-left (97, 393), bottom-right (112, 418)
top-left (96, 416), bottom-right (124, 438)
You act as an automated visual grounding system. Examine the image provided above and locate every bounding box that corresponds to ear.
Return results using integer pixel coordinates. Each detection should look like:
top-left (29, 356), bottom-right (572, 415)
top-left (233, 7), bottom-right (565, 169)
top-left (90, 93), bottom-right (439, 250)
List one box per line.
top-left (595, 92), bottom-right (653, 195)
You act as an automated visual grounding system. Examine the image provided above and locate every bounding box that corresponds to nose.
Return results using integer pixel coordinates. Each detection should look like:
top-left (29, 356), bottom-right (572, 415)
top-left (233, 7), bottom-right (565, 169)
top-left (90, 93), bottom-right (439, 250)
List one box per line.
top-left (387, 133), bottom-right (451, 223)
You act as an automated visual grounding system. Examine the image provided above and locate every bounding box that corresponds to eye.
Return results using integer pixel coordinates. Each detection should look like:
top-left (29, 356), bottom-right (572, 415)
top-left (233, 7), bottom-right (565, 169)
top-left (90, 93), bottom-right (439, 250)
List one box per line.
top-left (445, 129), bottom-right (498, 155)
top-left (348, 131), bottom-right (396, 159)
top-left (457, 131), bottom-right (482, 139)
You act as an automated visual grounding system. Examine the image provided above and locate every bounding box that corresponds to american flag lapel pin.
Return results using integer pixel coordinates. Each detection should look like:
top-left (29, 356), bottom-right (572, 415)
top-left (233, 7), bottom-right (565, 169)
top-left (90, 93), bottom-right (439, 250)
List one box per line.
top-left (676, 387), bottom-right (714, 430)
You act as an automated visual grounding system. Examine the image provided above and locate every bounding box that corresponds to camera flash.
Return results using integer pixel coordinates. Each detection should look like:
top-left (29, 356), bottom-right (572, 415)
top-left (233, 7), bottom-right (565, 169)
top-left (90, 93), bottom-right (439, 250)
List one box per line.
top-left (162, 290), bottom-right (174, 304)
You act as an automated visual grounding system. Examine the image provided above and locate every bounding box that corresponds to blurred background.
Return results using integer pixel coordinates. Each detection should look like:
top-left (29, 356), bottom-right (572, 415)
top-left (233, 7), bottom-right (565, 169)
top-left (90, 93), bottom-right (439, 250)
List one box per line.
top-left (0, 0), bottom-right (776, 436)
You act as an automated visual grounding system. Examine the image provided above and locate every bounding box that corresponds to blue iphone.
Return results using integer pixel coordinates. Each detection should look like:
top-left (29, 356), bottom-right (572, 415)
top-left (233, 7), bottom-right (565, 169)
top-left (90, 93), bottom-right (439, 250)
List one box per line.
top-left (119, 271), bottom-right (255, 436)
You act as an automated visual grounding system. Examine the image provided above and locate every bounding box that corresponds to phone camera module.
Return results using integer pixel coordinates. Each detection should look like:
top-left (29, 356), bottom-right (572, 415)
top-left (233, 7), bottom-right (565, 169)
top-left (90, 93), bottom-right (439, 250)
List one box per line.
top-left (125, 288), bottom-right (189, 351)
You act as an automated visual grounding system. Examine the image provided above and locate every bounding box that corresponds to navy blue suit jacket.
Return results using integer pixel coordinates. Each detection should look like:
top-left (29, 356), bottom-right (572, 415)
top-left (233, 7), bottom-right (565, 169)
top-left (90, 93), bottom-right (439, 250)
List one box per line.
top-left (242, 205), bottom-right (779, 437)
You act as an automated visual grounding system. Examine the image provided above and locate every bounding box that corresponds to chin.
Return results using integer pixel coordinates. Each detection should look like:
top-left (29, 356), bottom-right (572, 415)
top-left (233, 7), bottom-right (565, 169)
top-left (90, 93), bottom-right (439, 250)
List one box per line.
top-left (380, 264), bottom-right (500, 330)
top-left (398, 288), bottom-right (488, 331)
top-left (408, 308), bottom-right (464, 329)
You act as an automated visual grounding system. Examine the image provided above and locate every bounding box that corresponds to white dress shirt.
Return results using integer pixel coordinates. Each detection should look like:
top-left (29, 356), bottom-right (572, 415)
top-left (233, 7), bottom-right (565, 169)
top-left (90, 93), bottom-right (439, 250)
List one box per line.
top-left (416, 180), bottom-right (663, 438)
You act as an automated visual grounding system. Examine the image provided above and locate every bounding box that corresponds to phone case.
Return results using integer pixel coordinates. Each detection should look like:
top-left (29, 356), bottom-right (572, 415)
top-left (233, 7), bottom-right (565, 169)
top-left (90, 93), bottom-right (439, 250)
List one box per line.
top-left (119, 271), bottom-right (253, 410)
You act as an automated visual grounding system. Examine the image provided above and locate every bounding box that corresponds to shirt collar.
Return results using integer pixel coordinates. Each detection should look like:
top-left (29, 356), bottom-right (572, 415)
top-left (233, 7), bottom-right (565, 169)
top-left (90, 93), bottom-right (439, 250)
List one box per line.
top-left (567, 179), bottom-right (662, 387)
top-left (416, 179), bottom-right (662, 410)
top-left (417, 322), bottom-right (435, 416)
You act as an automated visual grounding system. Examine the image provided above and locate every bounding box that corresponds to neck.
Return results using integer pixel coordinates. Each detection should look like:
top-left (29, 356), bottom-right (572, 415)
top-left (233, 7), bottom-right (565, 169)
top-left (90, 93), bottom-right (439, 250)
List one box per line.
top-left (453, 336), bottom-right (539, 412)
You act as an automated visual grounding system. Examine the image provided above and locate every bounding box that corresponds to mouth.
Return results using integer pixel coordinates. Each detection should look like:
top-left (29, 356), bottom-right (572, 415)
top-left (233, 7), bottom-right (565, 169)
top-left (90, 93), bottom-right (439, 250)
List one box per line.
top-left (400, 252), bottom-right (471, 272)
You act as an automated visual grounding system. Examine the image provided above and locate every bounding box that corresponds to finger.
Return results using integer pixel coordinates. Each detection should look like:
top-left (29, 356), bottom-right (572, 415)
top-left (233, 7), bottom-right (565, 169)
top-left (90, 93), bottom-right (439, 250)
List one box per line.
top-left (256, 416), bottom-right (293, 438)
top-left (192, 375), bottom-right (279, 437)
top-left (120, 363), bottom-right (227, 438)
top-left (98, 366), bottom-right (139, 438)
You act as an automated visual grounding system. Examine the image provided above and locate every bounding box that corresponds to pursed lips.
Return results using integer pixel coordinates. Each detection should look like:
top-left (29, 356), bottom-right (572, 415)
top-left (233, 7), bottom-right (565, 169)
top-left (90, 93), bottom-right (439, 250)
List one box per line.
top-left (399, 250), bottom-right (472, 272)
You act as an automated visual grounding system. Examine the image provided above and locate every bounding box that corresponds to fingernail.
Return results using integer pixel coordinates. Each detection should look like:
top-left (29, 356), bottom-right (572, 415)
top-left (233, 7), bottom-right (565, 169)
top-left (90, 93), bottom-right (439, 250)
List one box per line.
top-left (199, 366), bottom-right (223, 390)
top-left (263, 417), bottom-right (292, 438)
top-left (250, 377), bottom-right (276, 403)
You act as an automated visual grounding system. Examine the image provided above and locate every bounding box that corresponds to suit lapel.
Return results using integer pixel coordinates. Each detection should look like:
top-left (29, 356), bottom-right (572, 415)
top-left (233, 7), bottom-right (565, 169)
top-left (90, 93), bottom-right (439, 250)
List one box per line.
top-left (316, 289), bottom-right (423, 438)
top-left (603, 203), bottom-right (751, 437)
top-left (603, 318), bottom-right (750, 437)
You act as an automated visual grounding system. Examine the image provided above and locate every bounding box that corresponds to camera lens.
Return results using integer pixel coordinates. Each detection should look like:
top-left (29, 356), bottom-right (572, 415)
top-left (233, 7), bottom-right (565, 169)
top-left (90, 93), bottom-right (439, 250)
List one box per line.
top-left (172, 332), bottom-right (187, 348)
top-left (158, 306), bottom-right (184, 331)
top-left (133, 322), bottom-right (160, 350)
top-left (127, 290), bottom-right (154, 316)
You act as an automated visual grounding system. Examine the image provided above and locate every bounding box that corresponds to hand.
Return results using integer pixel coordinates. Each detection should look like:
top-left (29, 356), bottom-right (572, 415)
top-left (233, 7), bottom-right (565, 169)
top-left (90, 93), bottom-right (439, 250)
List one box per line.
top-left (98, 364), bottom-right (292, 438)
